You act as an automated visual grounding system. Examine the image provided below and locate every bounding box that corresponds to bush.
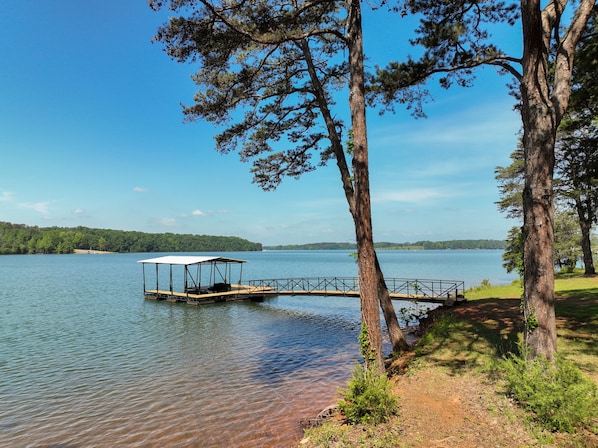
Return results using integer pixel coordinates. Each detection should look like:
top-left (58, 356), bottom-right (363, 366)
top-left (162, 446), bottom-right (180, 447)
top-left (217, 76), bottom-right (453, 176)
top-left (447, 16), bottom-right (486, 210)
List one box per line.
top-left (337, 324), bottom-right (398, 425)
top-left (338, 363), bottom-right (398, 425)
top-left (501, 352), bottom-right (598, 432)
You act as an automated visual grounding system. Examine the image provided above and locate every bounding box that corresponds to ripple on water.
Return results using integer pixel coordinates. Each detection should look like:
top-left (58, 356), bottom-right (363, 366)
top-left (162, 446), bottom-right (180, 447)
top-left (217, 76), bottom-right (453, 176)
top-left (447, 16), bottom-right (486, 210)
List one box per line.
top-left (0, 256), bottom-right (361, 447)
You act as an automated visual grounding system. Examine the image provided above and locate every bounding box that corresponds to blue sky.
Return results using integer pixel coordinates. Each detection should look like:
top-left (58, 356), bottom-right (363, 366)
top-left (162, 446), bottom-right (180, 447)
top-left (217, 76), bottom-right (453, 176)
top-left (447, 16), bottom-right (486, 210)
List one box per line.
top-left (0, 1), bottom-right (521, 246)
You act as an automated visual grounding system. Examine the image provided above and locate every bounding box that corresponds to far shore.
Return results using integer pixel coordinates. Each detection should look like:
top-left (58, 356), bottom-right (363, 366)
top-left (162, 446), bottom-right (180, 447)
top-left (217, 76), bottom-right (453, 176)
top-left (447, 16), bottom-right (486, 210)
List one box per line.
top-left (73, 249), bottom-right (117, 255)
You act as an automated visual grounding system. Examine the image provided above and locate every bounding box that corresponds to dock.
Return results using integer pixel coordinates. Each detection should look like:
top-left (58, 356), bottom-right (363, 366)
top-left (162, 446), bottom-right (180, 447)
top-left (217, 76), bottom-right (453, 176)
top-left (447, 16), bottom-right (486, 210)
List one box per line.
top-left (138, 256), bottom-right (465, 306)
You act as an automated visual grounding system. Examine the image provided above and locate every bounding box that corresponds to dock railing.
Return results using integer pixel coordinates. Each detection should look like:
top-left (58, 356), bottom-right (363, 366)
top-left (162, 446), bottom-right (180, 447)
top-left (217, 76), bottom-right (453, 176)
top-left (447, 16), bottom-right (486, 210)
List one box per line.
top-left (247, 277), bottom-right (464, 301)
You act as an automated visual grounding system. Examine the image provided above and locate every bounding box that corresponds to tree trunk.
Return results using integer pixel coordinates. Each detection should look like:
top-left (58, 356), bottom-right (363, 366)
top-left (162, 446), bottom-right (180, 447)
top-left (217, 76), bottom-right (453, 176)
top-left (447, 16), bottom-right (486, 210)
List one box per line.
top-left (347, 0), bottom-right (384, 373)
top-left (519, 0), bottom-right (595, 360)
top-left (521, 113), bottom-right (558, 360)
top-left (375, 255), bottom-right (410, 353)
top-left (576, 201), bottom-right (596, 275)
top-left (298, 38), bottom-right (409, 356)
top-left (520, 0), bottom-right (557, 360)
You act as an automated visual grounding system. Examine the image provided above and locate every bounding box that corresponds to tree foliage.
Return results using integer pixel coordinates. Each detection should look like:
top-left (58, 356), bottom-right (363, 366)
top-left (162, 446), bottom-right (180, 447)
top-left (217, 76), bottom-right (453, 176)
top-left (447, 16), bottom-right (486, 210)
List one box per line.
top-left (553, 210), bottom-right (583, 272)
top-left (151, 0), bottom-right (347, 191)
top-left (502, 226), bottom-right (524, 276)
top-left (372, 0), bottom-right (595, 360)
top-left (554, 8), bottom-right (598, 275)
top-left (0, 221), bottom-right (261, 255)
top-left (150, 0), bottom-right (411, 370)
top-left (495, 144), bottom-right (524, 220)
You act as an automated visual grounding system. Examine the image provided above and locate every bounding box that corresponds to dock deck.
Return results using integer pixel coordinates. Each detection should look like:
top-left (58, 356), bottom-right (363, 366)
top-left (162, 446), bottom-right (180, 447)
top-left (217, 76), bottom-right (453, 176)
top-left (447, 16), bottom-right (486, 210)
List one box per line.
top-left (144, 284), bottom-right (275, 304)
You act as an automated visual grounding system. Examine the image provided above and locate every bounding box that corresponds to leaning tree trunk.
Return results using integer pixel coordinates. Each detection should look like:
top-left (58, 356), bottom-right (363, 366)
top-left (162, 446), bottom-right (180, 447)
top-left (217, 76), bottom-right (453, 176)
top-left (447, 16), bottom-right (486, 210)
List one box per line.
top-left (520, 0), bottom-right (557, 360)
top-left (375, 256), bottom-right (410, 353)
top-left (347, 0), bottom-right (384, 373)
top-left (298, 38), bottom-right (409, 356)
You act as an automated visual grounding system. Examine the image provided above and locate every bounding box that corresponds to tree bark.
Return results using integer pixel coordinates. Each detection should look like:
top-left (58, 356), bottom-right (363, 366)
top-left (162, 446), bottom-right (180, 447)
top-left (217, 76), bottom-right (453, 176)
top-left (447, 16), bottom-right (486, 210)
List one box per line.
top-left (347, 0), bottom-right (384, 373)
top-left (376, 256), bottom-right (410, 353)
top-left (520, 0), bottom-right (557, 360)
top-left (298, 38), bottom-right (409, 356)
top-left (520, 103), bottom-right (558, 359)
top-left (520, 0), bottom-right (595, 360)
top-left (576, 201), bottom-right (596, 275)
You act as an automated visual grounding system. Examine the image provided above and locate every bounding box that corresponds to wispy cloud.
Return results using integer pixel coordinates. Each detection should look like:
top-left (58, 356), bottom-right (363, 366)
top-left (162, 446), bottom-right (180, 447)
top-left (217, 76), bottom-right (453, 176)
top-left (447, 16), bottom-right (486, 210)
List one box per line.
top-left (159, 217), bottom-right (177, 227)
top-left (133, 187), bottom-right (148, 193)
top-left (0, 191), bottom-right (16, 202)
top-left (371, 100), bottom-right (520, 149)
top-left (72, 208), bottom-right (86, 215)
top-left (373, 188), bottom-right (452, 203)
top-left (20, 201), bottom-right (52, 215)
top-left (179, 209), bottom-right (225, 219)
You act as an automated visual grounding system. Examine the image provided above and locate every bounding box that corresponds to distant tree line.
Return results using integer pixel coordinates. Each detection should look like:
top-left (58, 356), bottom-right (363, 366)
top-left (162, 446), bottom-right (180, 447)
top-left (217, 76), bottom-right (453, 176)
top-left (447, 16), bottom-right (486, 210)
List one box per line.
top-left (0, 222), bottom-right (262, 255)
top-left (264, 240), bottom-right (506, 251)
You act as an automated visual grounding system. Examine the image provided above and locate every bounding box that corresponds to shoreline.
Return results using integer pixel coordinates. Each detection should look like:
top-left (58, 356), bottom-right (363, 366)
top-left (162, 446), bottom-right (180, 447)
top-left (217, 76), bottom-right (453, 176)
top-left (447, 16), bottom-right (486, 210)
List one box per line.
top-left (73, 249), bottom-right (117, 255)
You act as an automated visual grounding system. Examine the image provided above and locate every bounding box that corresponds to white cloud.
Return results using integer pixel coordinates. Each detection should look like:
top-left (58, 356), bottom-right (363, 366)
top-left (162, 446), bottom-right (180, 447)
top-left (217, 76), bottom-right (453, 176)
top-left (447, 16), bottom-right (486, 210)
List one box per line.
top-left (133, 187), bottom-right (148, 193)
top-left (192, 209), bottom-right (206, 216)
top-left (20, 201), bottom-right (51, 215)
top-left (159, 217), bottom-right (177, 227)
top-left (72, 208), bottom-right (86, 215)
top-left (0, 191), bottom-right (16, 202)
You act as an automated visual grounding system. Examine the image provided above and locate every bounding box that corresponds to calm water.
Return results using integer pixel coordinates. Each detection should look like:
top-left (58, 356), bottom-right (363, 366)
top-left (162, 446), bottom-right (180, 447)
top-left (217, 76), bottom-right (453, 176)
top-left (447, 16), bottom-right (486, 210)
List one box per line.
top-left (0, 250), bottom-right (513, 447)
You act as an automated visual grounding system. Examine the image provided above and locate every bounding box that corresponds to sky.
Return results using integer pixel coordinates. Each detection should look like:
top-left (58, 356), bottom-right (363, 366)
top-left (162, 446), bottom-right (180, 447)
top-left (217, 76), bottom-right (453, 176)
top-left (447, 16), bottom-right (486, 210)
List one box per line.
top-left (0, 1), bottom-right (522, 246)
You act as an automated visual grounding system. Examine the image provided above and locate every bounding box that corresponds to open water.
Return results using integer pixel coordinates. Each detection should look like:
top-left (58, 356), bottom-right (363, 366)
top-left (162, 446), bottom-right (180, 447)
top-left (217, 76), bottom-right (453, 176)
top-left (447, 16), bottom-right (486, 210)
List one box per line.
top-left (0, 250), bottom-right (513, 447)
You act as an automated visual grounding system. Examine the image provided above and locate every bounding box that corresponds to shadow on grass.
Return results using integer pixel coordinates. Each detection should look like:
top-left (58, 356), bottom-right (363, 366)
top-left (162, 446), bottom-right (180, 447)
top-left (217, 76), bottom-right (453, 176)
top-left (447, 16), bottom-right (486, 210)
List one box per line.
top-left (412, 291), bottom-right (598, 376)
top-left (555, 290), bottom-right (598, 367)
top-left (411, 298), bottom-right (524, 375)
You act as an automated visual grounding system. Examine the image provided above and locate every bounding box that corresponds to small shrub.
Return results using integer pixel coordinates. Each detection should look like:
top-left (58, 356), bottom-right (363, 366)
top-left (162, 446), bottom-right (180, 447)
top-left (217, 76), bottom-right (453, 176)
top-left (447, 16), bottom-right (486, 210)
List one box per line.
top-left (338, 324), bottom-right (398, 425)
top-left (501, 352), bottom-right (598, 432)
top-left (466, 279), bottom-right (492, 295)
top-left (338, 362), bottom-right (398, 425)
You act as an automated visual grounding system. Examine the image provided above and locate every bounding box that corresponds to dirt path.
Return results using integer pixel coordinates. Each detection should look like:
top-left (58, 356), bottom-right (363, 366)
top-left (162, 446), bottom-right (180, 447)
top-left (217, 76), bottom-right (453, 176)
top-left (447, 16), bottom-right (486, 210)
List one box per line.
top-left (392, 368), bottom-right (536, 447)
top-left (387, 299), bottom-right (536, 447)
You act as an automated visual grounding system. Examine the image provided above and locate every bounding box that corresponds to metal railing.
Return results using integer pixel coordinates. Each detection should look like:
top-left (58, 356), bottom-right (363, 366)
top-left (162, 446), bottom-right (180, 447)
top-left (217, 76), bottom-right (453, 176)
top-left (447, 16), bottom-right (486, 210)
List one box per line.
top-left (248, 277), bottom-right (464, 300)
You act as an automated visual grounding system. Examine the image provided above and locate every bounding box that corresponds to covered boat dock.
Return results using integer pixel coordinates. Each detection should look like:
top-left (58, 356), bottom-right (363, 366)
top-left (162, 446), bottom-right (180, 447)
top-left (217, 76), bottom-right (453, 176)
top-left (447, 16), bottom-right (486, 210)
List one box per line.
top-left (138, 255), bottom-right (270, 304)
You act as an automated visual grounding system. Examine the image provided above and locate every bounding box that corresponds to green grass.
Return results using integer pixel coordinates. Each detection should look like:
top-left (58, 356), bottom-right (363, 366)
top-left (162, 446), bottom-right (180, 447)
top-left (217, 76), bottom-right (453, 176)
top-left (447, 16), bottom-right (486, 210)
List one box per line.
top-left (465, 274), bottom-right (598, 375)
top-left (465, 279), bottom-right (523, 300)
top-left (465, 272), bottom-right (598, 301)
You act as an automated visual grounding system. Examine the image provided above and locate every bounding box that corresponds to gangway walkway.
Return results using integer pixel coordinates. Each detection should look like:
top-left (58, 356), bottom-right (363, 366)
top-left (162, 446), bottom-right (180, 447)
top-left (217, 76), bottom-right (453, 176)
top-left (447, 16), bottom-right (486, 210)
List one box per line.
top-left (248, 277), bottom-right (465, 303)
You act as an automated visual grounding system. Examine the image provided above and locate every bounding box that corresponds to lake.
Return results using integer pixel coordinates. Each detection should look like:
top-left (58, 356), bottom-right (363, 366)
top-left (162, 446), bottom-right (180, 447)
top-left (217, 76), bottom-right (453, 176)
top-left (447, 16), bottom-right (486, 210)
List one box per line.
top-left (0, 250), bottom-right (514, 447)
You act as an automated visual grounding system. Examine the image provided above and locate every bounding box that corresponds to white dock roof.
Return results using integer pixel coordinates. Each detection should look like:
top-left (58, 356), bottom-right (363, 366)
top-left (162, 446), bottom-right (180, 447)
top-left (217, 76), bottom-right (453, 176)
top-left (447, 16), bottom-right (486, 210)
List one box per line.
top-left (138, 255), bottom-right (246, 265)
